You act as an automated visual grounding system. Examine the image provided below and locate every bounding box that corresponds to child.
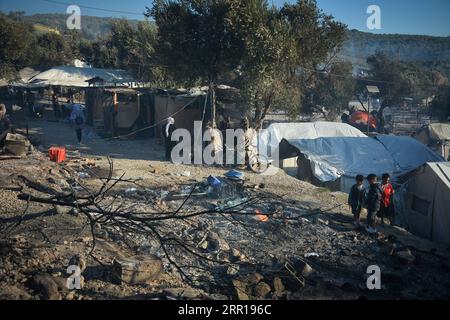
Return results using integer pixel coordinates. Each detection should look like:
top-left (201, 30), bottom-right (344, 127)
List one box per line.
top-left (348, 175), bottom-right (366, 227)
top-left (379, 173), bottom-right (395, 225)
top-left (366, 174), bottom-right (382, 234)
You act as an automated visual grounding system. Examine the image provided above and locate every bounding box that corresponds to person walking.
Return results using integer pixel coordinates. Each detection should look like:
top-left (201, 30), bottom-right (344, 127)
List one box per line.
top-left (70, 104), bottom-right (85, 145)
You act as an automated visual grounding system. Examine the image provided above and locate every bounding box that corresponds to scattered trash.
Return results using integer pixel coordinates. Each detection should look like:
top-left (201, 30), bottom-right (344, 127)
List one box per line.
top-left (224, 169), bottom-right (245, 181)
top-left (160, 190), bottom-right (170, 199)
top-left (207, 175), bottom-right (222, 187)
top-left (4, 133), bottom-right (31, 156)
top-left (255, 209), bottom-right (269, 222)
top-left (77, 172), bottom-right (89, 179)
top-left (124, 187), bottom-right (138, 193)
top-left (181, 171), bottom-right (191, 177)
top-left (304, 252), bottom-right (320, 258)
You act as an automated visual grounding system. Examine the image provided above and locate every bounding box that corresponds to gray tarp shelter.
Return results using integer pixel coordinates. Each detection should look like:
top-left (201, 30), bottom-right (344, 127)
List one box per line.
top-left (280, 135), bottom-right (444, 193)
top-left (414, 123), bottom-right (450, 160)
top-left (397, 162), bottom-right (450, 245)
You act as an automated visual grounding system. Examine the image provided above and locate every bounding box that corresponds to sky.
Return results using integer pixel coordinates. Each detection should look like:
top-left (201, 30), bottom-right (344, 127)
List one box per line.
top-left (0, 0), bottom-right (449, 37)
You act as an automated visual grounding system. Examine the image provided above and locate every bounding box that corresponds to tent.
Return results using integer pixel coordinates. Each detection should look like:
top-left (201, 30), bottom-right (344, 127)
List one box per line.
top-left (414, 123), bottom-right (450, 160)
top-left (259, 122), bottom-right (367, 158)
top-left (397, 162), bottom-right (450, 245)
top-left (280, 135), bottom-right (444, 192)
top-left (28, 66), bottom-right (135, 88)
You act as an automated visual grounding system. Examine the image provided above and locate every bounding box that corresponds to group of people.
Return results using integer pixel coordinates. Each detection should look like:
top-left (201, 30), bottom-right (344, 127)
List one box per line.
top-left (161, 115), bottom-right (254, 165)
top-left (348, 173), bottom-right (395, 234)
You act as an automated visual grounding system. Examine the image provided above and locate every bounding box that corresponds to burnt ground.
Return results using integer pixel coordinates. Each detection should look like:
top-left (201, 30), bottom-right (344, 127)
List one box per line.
top-left (1, 106), bottom-right (450, 300)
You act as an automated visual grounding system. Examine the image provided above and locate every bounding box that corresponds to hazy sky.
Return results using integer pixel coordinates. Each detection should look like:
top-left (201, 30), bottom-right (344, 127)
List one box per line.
top-left (1, 0), bottom-right (449, 36)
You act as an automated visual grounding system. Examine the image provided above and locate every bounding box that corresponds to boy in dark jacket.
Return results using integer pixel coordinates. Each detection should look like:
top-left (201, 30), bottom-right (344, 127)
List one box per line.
top-left (366, 174), bottom-right (382, 234)
top-left (348, 175), bottom-right (366, 227)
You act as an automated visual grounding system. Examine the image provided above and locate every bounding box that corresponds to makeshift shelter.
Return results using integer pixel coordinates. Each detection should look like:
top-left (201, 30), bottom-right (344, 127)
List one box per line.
top-left (414, 123), bottom-right (450, 160)
top-left (85, 88), bottom-right (155, 137)
top-left (259, 122), bottom-right (367, 177)
top-left (278, 135), bottom-right (444, 192)
top-left (396, 162), bottom-right (450, 245)
top-left (154, 90), bottom-right (208, 139)
top-left (28, 66), bottom-right (135, 88)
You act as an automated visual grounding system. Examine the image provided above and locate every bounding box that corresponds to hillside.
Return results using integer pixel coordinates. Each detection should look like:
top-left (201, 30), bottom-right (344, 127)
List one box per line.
top-left (342, 29), bottom-right (450, 69)
top-left (20, 13), bottom-right (139, 40)
top-left (11, 13), bottom-right (450, 67)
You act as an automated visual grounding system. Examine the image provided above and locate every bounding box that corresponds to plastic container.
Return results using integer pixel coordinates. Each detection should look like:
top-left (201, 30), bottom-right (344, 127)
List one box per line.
top-left (48, 146), bottom-right (66, 163)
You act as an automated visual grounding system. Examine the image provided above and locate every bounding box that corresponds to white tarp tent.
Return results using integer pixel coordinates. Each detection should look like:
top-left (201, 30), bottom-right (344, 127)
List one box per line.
top-left (28, 66), bottom-right (135, 87)
top-left (259, 122), bottom-right (367, 157)
top-left (284, 135), bottom-right (444, 192)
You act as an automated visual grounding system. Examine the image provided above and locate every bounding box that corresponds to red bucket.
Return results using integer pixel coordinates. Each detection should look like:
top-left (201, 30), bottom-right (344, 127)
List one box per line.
top-left (49, 146), bottom-right (66, 163)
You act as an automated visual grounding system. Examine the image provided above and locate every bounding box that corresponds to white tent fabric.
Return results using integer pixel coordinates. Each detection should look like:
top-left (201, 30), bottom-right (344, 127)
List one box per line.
top-left (286, 135), bottom-right (444, 183)
top-left (259, 122), bottom-right (367, 157)
top-left (28, 66), bottom-right (134, 87)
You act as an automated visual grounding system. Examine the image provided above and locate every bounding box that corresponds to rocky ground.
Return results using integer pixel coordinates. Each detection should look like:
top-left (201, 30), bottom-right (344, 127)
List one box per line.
top-left (1, 108), bottom-right (450, 300)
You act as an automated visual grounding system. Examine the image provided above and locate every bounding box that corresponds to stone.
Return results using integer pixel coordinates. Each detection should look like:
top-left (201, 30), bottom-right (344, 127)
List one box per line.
top-left (253, 282), bottom-right (271, 298)
top-left (163, 287), bottom-right (204, 300)
top-left (29, 274), bottom-right (60, 300)
top-left (244, 273), bottom-right (264, 285)
top-left (232, 279), bottom-right (250, 300)
top-left (0, 285), bottom-right (32, 300)
top-left (273, 276), bottom-right (285, 293)
top-left (207, 232), bottom-right (230, 252)
top-left (111, 255), bottom-right (163, 285)
top-left (226, 265), bottom-right (240, 276)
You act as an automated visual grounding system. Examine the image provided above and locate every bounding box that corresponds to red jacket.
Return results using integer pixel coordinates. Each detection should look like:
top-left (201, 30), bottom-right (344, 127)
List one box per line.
top-left (381, 183), bottom-right (394, 208)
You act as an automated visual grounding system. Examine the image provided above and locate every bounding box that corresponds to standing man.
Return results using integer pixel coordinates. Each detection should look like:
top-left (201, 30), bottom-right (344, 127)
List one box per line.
top-left (70, 104), bottom-right (85, 145)
top-left (162, 117), bottom-right (176, 161)
top-left (52, 90), bottom-right (61, 118)
top-left (366, 174), bottom-right (382, 234)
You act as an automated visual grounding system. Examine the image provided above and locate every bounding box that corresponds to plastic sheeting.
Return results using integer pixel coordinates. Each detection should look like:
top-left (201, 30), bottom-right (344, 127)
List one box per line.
top-left (286, 135), bottom-right (444, 184)
top-left (259, 122), bottom-right (367, 157)
top-left (375, 135), bottom-right (444, 172)
top-left (287, 137), bottom-right (397, 182)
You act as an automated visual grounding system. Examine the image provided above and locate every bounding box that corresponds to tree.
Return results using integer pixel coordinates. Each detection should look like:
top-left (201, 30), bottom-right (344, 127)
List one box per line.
top-left (304, 60), bottom-right (355, 120)
top-left (148, 0), bottom-right (347, 128)
top-left (0, 13), bottom-right (35, 80)
top-left (238, 0), bottom-right (347, 126)
top-left (148, 0), bottom-right (245, 127)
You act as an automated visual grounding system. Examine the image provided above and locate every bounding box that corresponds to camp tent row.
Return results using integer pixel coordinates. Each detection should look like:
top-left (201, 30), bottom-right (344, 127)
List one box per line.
top-left (267, 122), bottom-right (444, 192)
top-left (262, 122), bottom-right (448, 245)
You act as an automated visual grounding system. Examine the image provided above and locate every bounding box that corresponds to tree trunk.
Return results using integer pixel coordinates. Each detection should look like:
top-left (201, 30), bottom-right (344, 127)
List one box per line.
top-left (209, 82), bottom-right (217, 128)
